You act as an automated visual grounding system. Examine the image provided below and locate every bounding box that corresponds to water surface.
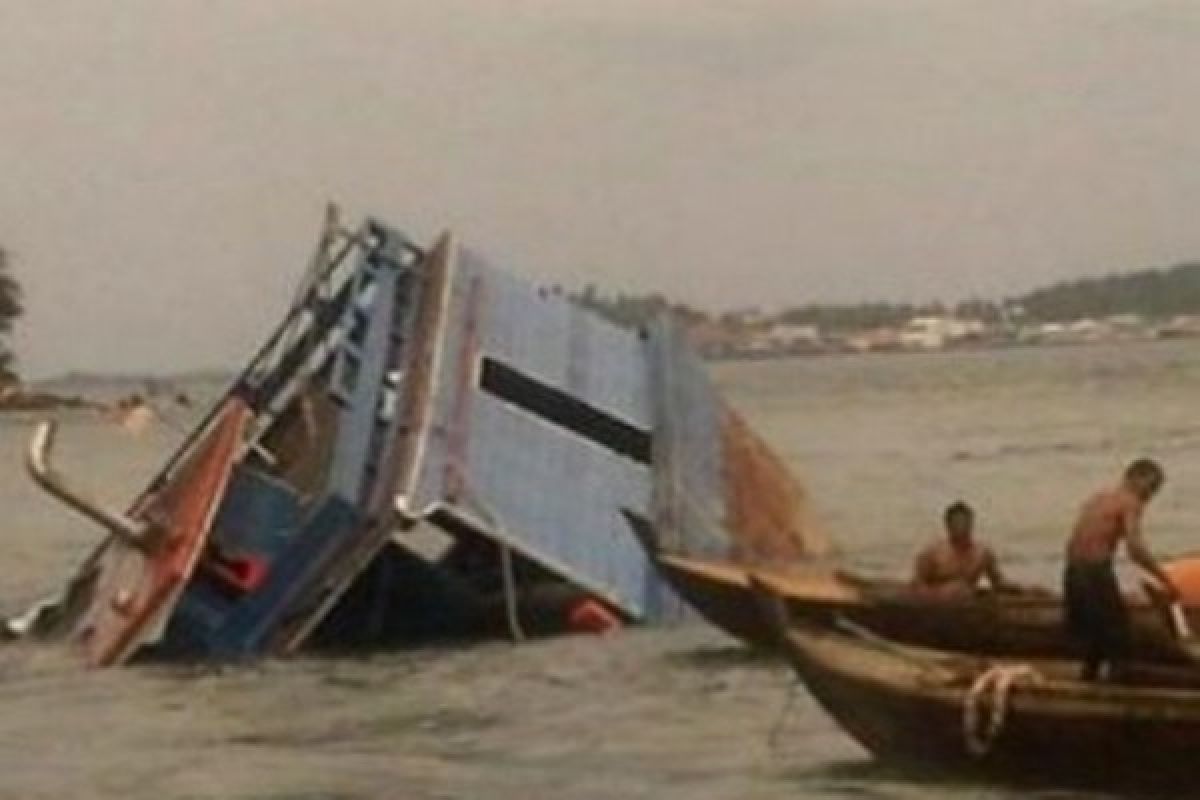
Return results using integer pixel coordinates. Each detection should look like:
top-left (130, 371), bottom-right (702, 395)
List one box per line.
top-left (1, 341), bottom-right (1195, 798)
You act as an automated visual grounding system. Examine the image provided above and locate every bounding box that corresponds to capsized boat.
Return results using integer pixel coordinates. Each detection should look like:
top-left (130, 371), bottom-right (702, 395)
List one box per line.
top-left (627, 511), bottom-right (1193, 662)
top-left (756, 578), bottom-right (1200, 791)
top-left (9, 206), bottom-right (820, 665)
top-left (20, 398), bottom-right (250, 666)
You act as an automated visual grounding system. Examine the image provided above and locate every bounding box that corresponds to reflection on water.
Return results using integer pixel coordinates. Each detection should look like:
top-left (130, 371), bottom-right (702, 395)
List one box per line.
top-left (1, 341), bottom-right (1198, 797)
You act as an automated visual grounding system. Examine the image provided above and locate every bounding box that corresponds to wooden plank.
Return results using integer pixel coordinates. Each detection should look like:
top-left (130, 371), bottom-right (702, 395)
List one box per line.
top-left (660, 553), bottom-right (860, 603)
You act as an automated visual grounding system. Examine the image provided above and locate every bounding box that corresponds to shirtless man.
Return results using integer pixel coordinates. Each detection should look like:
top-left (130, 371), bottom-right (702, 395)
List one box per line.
top-left (1064, 458), bottom-right (1178, 681)
top-left (912, 502), bottom-right (1015, 597)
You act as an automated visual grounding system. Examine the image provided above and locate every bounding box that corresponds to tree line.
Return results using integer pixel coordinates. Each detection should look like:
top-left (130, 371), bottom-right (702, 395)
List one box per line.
top-left (1017, 262), bottom-right (1200, 322)
top-left (572, 262), bottom-right (1200, 332)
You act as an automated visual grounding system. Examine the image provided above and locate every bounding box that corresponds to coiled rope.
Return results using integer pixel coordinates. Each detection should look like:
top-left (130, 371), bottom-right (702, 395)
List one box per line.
top-left (962, 664), bottom-right (1042, 756)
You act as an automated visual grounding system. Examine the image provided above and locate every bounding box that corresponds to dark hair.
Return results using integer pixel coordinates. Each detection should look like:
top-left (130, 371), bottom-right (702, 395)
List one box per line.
top-left (943, 501), bottom-right (974, 525)
top-left (1125, 458), bottom-right (1164, 484)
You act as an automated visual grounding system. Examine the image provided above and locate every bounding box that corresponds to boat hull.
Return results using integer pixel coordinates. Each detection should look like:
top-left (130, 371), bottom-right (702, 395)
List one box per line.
top-left (657, 553), bottom-right (1189, 663)
top-left (777, 620), bottom-right (1200, 790)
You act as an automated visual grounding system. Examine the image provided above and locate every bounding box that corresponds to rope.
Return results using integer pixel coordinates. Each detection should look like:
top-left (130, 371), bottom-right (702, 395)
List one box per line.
top-left (497, 537), bottom-right (526, 643)
top-left (962, 664), bottom-right (1042, 757)
top-left (767, 677), bottom-right (804, 752)
top-left (453, 479), bottom-right (527, 643)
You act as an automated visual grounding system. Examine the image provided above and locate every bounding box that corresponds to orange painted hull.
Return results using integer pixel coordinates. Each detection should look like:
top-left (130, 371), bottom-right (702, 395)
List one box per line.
top-left (76, 398), bottom-right (249, 666)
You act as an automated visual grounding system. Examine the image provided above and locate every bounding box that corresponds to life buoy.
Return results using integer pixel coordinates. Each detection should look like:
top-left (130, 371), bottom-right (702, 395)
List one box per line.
top-left (1163, 557), bottom-right (1200, 605)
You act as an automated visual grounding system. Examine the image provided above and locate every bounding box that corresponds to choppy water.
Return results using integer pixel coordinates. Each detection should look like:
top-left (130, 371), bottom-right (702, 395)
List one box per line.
top-left (3, 341), bottom-right (1199, 798)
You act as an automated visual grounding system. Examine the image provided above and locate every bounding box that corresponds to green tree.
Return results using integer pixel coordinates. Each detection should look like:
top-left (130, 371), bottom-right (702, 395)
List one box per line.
top-left (0, 248), bottom-right (22, 384)
top-left (1015, 263), bottom-right (1200, 322)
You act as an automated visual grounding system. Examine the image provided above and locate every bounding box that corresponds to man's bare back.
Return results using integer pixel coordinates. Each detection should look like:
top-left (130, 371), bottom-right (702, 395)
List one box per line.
top-left (1066, 486), bottom-right (1144, 563)
top-left (1063, 459), bottom-right (1176, 681)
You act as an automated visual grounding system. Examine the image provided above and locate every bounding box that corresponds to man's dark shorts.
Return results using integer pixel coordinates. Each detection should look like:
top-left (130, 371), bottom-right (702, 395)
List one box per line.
top-left (1063, 560), bottom-right (1130, 665)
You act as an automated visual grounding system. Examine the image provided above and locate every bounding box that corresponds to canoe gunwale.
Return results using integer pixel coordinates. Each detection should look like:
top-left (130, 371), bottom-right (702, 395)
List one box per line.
top-left (783, 624), bottom-right (1200, 712)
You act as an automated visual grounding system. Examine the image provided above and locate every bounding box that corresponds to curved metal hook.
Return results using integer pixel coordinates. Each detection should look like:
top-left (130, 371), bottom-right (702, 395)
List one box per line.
top-left (26, 420), bottom-right (150, 551)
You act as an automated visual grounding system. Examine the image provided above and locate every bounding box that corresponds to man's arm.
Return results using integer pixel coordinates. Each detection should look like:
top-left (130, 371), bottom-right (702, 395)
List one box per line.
top-left (912, 547), bottom-right (936, 588)
top-left (1124, 503), bottom-right (1179, 600)
top-left (982, 548), bottom-right (1019, 592)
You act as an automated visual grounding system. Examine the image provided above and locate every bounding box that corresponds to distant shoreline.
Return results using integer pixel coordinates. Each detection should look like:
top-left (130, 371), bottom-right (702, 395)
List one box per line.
top-left (701, 330), bottom-right (1198, 364)
top-left (15, 334), bottom-right (1196, 398)
top-left (0, 376), bottom-right (207, 415)
top-left (0, 388), bottom-right (98, 413)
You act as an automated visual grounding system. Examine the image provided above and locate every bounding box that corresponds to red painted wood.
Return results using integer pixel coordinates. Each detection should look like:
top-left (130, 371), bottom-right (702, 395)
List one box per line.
top-left (78, 398), bottom-right (250, 666)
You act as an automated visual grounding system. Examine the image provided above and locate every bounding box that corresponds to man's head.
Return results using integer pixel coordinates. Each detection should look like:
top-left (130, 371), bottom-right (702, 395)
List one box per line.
top-left (1124, 458), bottom-right (1165, 501)
top-left (943, 501), bottom-right (974, 546)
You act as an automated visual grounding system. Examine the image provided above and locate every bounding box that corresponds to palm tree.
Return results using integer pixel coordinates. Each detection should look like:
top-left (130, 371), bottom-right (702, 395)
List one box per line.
top-left (0, 248), bottom-right (22, 385)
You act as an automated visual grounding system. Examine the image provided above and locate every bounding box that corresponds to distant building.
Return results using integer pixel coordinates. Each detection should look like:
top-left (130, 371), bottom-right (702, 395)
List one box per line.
top-left (846, 328), bottom-right (904, 353)
top-left (722, 308), bottom-right (771, 328)
top-left (686, 321), bottom-right (746, 358)
top-left (1067, 318), bottom-right (1111, 341)
top-left (1021, 318), bottom-right (1124, 344)
top-left (1158, 315), bottom-right (1200, 339)
top-left (899, 316), bottom-right (986, 350)
top-left (763, 322), bottom-right (823, 352)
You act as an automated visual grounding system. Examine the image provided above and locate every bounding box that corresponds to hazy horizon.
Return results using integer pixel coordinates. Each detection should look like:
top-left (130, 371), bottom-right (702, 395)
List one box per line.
top-left (5, 2), bottom-right (1200, 378)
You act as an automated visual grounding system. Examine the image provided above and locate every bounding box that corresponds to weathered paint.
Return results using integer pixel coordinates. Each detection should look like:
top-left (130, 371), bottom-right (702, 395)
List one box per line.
top-left (646, 318), bottom-right (728, 558)
top-left (163, 221), bottom-right (428, 657)
top-left (76, 398), bottom-right (251, 665)
top-left (271, 231), bottom-right (457, 654)
top-left (646, 316), bottom-right (831, 564)
top-left (15, 210), bottom-right (822, 663)
top-left (721, 407), bottom-right (832, 562)
top-left (397, 247), bottom-right (663, 620)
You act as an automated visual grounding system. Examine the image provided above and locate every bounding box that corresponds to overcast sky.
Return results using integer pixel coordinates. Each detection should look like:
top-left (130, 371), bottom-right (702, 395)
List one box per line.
top-left (3, 1), bottom-right (1200, 377)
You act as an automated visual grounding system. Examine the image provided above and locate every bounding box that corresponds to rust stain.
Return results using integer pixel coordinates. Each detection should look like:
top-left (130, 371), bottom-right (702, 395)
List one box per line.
top-left (720, 405), bottom-right (832, 563)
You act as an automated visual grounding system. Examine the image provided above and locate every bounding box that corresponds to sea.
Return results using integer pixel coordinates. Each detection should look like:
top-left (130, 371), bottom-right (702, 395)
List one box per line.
top-left (0, 340), bottom-right (1197, 799)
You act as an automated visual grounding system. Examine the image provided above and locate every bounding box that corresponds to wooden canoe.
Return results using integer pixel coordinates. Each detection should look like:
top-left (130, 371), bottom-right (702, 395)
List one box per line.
top-left (656, 552), bottom-right (1194, 663)
top-left (757, 582), bottom-right (1200, 790)
top-left (652, 553), bottom-right (854, 646)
